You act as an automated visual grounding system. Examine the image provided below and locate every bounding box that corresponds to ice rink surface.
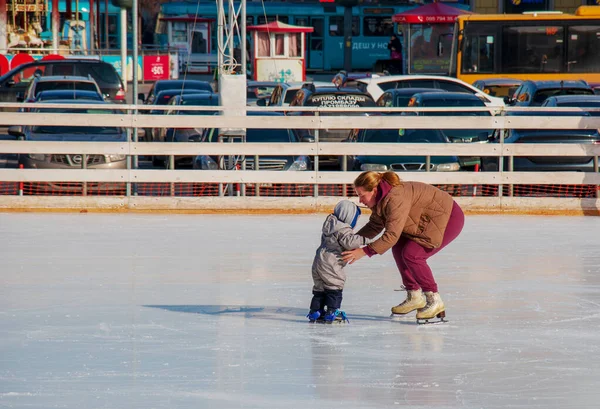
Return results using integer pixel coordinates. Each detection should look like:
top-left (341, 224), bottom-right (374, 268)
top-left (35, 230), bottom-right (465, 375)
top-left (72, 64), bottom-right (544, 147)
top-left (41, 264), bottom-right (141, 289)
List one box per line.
top-left (1, 212), bottom-right (600, 409)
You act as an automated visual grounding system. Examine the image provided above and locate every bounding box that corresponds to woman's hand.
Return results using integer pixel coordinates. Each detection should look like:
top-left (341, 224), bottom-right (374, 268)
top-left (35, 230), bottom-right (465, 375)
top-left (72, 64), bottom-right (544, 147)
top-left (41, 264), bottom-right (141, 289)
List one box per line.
top-left (342, 248), bottom-right (366, 265)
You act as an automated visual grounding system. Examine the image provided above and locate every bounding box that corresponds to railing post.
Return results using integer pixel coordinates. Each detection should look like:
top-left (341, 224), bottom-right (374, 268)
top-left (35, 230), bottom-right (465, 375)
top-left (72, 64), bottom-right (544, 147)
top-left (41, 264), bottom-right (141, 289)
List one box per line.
top-left (314, 111), bottom-right (319, 199)
top-left (595, 155), bottom-right (599, 199)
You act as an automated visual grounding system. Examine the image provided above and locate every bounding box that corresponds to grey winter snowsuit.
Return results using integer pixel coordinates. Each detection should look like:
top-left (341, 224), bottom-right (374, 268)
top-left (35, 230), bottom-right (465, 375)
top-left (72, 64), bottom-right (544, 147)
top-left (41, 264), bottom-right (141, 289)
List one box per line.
top-left (311, 203), bottom-right (370, 292)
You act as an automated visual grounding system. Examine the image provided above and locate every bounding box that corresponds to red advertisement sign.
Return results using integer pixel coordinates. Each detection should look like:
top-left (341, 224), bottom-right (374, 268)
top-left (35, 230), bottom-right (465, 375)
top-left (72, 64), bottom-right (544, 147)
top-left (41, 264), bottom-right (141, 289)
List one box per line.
top-left (143, 55), bottom-right (170, 81)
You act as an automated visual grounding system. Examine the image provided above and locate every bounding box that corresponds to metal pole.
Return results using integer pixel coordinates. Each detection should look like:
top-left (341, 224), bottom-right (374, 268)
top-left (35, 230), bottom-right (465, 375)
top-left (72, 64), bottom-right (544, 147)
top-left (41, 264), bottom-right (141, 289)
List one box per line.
top-left (0, 0), bottom-right (7, 54)
top-left (241, 0), bottom-right (246, 76)
top-left (343, 5), bottom-right (352, 72)
top-left (132, 0), bottom-right (139, 177)
top-left (120, 8), bottom-right (127, 91)
top-left (52, 0), bottom-right (59, 53)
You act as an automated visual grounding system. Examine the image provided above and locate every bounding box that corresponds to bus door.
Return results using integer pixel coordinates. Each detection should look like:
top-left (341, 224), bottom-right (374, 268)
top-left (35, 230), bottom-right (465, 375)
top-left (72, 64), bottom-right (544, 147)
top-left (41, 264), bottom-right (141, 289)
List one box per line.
top-left (460, 23), bottom-right (497, 75)
top-left (307, 17), bottom-right (325, 70)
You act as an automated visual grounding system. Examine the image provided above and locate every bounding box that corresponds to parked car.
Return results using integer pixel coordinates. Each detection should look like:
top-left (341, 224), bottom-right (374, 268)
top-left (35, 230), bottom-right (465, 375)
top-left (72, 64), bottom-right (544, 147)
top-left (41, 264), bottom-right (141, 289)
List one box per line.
top-left (508, 80), bottom-right (594, 107)
top-left (246, 81), bottom-right (278, 106)
top-left (143, 88), bottom-right (212, 144)
top-left (589, 82), bottom-right (600, 95)
top-left (0, 59), bottom-right (125, 107)
top-left (481, 111), bottom-right (600, 172)
top-left (376, 87), bottom-right (447, 107)
top-left (540, 95), bottom-right (600, 115)
top-left (355, 74), bottom-right (506, 108)
top-left (156, 92), bottom-right (219, 168)
top-left (138, 79), bottom-right (213, 104)
top-left (342, 123), bottom-right (466, 172)
top-left (472, 78), bottom-right (522, 101)
top-left (194, 112), bottom-right (313, 172)
top-left (289, 83), bottom-right (376, 167)
top-left (33, 89), bottom-right (104, 102)
top-left (258, 81), bottom-right (332, 107)
top-left (7, 100), bottom-right (135, 193)
top-left (405, 92), bottom-right (493, 147)
top-left (19, 75), bottom-right (103, 103)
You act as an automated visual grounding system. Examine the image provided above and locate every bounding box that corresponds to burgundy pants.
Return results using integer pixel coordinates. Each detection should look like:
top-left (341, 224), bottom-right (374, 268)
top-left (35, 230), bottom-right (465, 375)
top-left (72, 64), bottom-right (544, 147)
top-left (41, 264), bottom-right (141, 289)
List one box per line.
top-left (391, 201), bottom-right (464, 293)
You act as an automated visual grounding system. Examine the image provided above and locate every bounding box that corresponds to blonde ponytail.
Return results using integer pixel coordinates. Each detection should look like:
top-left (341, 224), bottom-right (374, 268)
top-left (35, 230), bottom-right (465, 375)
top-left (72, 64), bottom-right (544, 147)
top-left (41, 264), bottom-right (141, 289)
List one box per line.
top-left (354, 171), bottom-right (401, 191)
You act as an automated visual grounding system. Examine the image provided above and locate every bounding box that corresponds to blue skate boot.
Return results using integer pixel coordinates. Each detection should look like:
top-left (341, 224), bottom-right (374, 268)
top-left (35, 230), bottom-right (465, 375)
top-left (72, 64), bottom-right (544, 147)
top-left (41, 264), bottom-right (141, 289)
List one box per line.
top-left (324, 309), bottom-right (349, 324)
top-left (307, 310), bottom-right (325, 323)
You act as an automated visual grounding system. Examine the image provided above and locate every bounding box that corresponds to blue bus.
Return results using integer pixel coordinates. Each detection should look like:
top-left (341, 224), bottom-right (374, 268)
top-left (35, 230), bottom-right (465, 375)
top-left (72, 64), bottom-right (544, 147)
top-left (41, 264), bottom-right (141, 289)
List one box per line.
top-left (156, 2), bottom-right (470, 72)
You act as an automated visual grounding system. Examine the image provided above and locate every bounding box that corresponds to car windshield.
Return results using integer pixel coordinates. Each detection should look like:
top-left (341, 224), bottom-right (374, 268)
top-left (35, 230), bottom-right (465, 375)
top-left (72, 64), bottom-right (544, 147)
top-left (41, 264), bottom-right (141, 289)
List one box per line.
top-left (557, 101), bottom-right (600, 107)
top-left (247, 86), bottom-right (275, 99)
top-left (31, 108), bottom-right (120, 134)
top-left (362, 129), bottom-right (446, 143)
top-left (247, 128), bottom-right (297, 143)
top-left (533, 88), bottom-right (594, 105)
top-left (205, 127), bottom-right (298, 143)
top-left (421, 99), bottom-right (485, 108)
top-left (284, 89), bottom-right (300, 104)
top-left (483, 85), bottom-right (519, 98)
top-left (38, 92), bottom-right (102, 101)
top-left (35, 82), bottom-right (98, 95)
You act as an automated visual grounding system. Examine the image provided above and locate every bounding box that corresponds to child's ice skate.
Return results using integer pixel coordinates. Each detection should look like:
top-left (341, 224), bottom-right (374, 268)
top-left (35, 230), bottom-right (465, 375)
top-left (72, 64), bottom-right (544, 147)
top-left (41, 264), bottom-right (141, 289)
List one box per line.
top-left (324, 309), bottom-right (349, 324)
top-left (416, 292), bottom-right (447, 325)
top-left (307, 310), bottom-right (325, 323)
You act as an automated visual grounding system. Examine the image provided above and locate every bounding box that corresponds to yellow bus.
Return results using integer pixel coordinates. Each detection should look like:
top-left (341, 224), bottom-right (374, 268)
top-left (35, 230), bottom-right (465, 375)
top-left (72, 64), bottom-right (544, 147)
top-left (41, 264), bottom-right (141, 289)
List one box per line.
top-left (450, 6), bottom-right (600, 85)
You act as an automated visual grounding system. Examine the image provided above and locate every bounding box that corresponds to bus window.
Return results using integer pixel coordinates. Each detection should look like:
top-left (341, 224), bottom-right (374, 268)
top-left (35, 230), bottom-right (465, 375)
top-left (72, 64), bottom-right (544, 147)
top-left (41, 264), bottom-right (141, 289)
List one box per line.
top-left (363, 16), bottom-right (393, 37)
top-left (502, 26), bottom-right (563, 73)
top-left (328, 17), bottom-right (359, 36)
top-left (567, 25), bottom-right (600, 73)
top-left (295, 17), bottom-right (308, 27)
top-left (461, 29), bottom-right (496, 74)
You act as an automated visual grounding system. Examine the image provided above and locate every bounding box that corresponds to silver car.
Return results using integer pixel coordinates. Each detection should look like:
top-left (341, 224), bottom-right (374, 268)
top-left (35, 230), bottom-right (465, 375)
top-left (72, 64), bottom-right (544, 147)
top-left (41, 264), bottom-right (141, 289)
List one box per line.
top-left (8, 100), bottom-right (131, 194)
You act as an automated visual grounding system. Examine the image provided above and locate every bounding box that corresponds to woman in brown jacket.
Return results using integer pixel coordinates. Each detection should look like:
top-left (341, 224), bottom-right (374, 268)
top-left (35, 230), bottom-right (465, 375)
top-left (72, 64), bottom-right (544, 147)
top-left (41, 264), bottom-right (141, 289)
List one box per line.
top-left (341, 171), bottom-right (465, 322)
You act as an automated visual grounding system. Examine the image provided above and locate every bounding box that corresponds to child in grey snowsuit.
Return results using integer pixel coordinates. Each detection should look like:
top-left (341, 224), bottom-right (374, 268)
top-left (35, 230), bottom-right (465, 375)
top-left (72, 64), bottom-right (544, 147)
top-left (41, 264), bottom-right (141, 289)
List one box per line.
top-left (308, 200), bottom-right (370, 323)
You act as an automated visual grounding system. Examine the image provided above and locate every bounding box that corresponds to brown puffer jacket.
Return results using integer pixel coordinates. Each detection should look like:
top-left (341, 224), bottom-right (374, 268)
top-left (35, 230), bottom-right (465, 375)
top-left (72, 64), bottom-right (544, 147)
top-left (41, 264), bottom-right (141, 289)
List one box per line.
top-left (357, 181), bottom-right (454, 253)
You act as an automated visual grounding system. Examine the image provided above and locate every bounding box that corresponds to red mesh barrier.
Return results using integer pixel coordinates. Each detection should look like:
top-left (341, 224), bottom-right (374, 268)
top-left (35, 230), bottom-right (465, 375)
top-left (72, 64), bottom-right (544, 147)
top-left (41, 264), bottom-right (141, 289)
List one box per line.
top-left (0, 181), bottom-right (597, 198)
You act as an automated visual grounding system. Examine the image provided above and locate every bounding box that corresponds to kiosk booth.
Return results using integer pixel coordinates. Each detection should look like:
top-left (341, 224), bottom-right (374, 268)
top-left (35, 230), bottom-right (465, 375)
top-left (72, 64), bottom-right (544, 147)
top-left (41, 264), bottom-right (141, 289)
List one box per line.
top-left (247, 21), bottom-right (313, 82)
top-left (158, 15), bottom-right (215, 74)
top-left (393, 2), bottom-right (473, 75)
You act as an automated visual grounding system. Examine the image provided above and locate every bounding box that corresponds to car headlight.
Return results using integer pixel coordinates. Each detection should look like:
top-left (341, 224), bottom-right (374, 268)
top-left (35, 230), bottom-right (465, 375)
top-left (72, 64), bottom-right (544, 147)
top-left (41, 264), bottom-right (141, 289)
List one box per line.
top-left (360, 163), bottom-right (388, 171)
top-left (106, 154), bottom-right (127, 162)
top-left (435, 162), bottom-right (461, 172)
top-left (193, 155), bottom-right (219, 170)
top-left (288, 156), bottom-right (309, 171)
top-left (27, 154), bottom-right (47, 161)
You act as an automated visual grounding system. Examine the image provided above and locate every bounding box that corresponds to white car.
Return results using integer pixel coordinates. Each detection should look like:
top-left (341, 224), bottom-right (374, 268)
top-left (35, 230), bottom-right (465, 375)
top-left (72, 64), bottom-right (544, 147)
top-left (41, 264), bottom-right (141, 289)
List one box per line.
top-left (356, 75), bottom-right (505, 108)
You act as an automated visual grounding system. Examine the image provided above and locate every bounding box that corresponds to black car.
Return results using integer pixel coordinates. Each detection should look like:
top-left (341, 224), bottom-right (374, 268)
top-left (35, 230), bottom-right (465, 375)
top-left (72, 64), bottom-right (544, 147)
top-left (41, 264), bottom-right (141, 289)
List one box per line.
top-left (194, 112), bottom-right (313, 172)
top-left (376, 88), bottom-right (447, 107)
top-left (482, 111), bottom-right (600, 172)
top-left (289, 83), bottom-right (376, 167)
top-left (139, 79), bottom-right (213, 104)
top-left (343, 123), bottom-right (465, 172)
top-left (406, 92), bottom-right (493, 145)
top-left (144, 88), bottom-right (212, 144)
top-left (541, 95), bottom-right (600, 115)
top-left (0, 59), bottom-right (125, 107)
top-left (156, 92), bottom-right (219, 168)
top-left (508, 80), bottom-right (594, 107)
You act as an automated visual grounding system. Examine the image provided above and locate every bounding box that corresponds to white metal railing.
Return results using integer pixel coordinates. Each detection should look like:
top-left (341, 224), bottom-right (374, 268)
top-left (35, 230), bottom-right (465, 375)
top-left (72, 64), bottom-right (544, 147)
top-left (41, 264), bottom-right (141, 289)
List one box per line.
top-left (0, 104), bottom-right (599, 212)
